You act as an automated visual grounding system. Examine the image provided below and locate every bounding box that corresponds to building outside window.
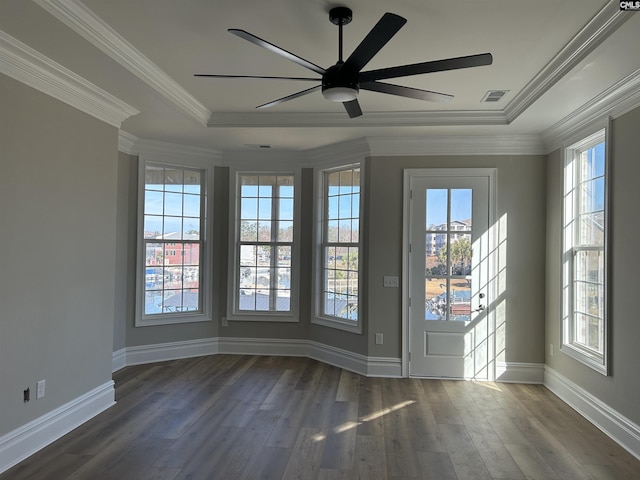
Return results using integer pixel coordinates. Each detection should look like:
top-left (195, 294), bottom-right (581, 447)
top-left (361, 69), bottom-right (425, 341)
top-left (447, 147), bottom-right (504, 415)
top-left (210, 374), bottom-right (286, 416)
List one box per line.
top-left (562, 128), bottom-right (609, 374)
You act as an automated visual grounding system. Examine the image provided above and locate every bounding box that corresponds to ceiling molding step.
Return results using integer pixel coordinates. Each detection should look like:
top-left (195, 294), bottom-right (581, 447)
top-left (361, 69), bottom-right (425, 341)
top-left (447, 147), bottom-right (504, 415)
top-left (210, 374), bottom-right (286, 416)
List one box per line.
top-left (0, 29), bottom-right (138, 128)
top-left (542, 68), bottom-right (640, 153)
top-left (136, 137), bottom-right (222, 165)
top-left (366, 135), bottom-right (546, 157)
top-left (304, 138), bottom-right (371, 167)
top-left (504, 1), bottom-right (630, 124)
top-left (221, 150), bottom-right (304, 167)
top-left (207, 110), bottom-right (508, 128)
top-left (33, 0), bottom-right (211, 126)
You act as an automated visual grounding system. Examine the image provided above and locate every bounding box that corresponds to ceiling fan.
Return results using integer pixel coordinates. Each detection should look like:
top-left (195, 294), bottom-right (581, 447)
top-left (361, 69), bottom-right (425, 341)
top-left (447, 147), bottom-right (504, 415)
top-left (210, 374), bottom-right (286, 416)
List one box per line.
top-left (195, 6), bottom-right (493, 118)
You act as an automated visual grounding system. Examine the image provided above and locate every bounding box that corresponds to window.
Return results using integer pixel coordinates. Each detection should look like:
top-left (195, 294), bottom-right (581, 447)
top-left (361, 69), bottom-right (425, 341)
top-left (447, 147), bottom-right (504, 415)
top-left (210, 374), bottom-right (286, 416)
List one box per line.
top-left (314, 165), bottom-right (362, 332)
top-left (136, 160), bottom-right (212, 326)
top-left (562, 128), bottom-right (609, 373)
top-left (230, 173), bottom-right (298, 321)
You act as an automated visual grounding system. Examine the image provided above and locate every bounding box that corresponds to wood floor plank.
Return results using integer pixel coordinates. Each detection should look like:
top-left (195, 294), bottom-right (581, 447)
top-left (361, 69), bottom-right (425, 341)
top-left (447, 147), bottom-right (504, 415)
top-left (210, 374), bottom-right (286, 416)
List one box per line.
top-left (439, 422), bottom-right (493, 480)
top-left (282, 427), bottom-right (327, 480)
top-left (353, 435), bottom-right (387, 480)
top-left (416, 451), bottom-right (458, 480)
top-left (320, 401), bottom-right (358, 470)
top-left (505, 443), bottom-right (562, 480)
top-left (356, 377), bottom-right (385, 437)
top-left (2, 355), bottom-right (640, 480)
top-left (459, 409), bottom-right (526, 479)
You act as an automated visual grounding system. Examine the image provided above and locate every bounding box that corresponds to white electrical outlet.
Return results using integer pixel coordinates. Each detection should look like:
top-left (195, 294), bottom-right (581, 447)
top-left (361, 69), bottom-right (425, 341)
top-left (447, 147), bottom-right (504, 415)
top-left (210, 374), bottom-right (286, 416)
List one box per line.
top-left (383, 276), bottom-right (399, 288)
top-left (222, 317), bottom-right (228, 327)
top-left (375, 333), bottom-right (383, 345)
top-left (550, 344), bottom-right (554, 356)
top-left (36, 380), bottom-right (46, 399)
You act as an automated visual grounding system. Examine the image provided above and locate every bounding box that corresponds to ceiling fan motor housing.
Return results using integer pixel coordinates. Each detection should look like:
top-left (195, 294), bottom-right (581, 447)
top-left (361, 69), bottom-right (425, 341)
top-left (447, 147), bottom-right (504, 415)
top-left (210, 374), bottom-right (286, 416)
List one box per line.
top-left (322, 63), bottom-right (359, 101)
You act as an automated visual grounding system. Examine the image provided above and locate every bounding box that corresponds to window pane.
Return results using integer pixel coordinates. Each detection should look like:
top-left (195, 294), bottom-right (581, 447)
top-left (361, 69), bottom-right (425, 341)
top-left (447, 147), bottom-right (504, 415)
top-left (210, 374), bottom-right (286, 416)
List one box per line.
top-left (241, 198), bottom-right (258, 220)
top-left (279, 198), bottom-right (294, 221)
top-left (562, 134), bottom-right (607, 370)
top-left (184, 170), bottom-right (201, 194)
top-left (236, 173), bottom-right (295, 314)
top-left (278, 220), bottom-right (293, 242)
top-left (164, 217), bottom-right (182, 239)
top-left (145, 190), bottom-right (163, 215)
top-left (144, 215), bottom-right (163, 238)
top-left (142, 164), bottom-right (205, 320)
top-left (258, 198), bottom-right (272, 220)
top-left (240, 220), bottom-right (258, 242)
top-left (321, 166), bottom-right (361, 324)
top-left (183, 194), bottom-right (200, 218)
top-left (164, 168), bottom-right (183, 192)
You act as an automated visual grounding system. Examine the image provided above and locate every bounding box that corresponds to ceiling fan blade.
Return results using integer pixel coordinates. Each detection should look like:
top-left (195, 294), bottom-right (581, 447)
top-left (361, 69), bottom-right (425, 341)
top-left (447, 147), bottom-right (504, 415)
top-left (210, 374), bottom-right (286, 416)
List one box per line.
top-left (256, 85), bottom-right (322, 110)
top-left (344, 13), bottom-right (406, 72)
top-left (343, 99), bottom-right (363, 118)
top-left (359, 53), bottom-right (493, 82)
top-left (229, 29), bottom-right (325, 75)
top-left (194, 74), bottom-right (320, 81)
top-left (360, 81), bottom-right (453, 103)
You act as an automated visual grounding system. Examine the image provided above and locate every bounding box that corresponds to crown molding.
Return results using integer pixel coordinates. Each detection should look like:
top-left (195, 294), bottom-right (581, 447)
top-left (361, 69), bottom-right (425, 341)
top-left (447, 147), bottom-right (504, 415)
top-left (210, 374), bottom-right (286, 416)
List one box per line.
top-left (136, 137), bottom-right (222, 165)
top-left (504, 1), bottom-right (631, 124)
top-left (0, 29), bottom-right (138, 128)
top-left (207, 110), bottom-right (508, 128)
top-left (118, 130), bottom-right (138, 155)
top-left (34, 0), bottom-right (211, 126)
top-left (542, 68), bottom-right (640, 153)
top-left (366, 135), bottom-right (545, 156)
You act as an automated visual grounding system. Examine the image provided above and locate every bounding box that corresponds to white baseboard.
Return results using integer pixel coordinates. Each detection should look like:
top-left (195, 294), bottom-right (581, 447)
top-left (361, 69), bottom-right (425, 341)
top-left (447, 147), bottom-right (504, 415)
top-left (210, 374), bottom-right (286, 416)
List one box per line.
top-left (218, 337), bottom-right (308, 357)
top-left (123, 338), bottom-right (219, 367)
top-left (496, 362), bottom-right (545, 383)
top-left (112, 347), bottom-right (126, 372)
top-left (0, 381), bottom-right (115, 475)
top-left (112, 337), bottom-right (402, 378)
top-left (544, 366), bottom-right (640, 461)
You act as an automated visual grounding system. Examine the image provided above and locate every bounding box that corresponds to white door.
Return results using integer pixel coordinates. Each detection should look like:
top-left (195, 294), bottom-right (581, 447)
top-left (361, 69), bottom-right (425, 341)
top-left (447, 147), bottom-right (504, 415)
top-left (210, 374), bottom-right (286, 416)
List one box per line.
top-left (406, 170), bottom-right (493, 379)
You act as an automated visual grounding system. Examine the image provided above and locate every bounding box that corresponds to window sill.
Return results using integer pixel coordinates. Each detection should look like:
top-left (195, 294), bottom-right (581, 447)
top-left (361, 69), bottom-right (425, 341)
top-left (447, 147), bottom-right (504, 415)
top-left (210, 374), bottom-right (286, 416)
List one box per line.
top-left (312, 315), bottom-right (362, 334)
top-left (135, 312), bottom-right (211, 327)
top-left (228, 312), bottom-right (300, 323)
top-left (560, 343), bottom-right (608, 376)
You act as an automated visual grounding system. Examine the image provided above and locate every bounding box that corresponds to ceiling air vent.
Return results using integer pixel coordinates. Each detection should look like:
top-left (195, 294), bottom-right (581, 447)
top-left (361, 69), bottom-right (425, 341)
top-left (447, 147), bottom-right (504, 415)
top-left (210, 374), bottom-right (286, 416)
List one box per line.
top-left (481, 90), bottom-right (509, 103)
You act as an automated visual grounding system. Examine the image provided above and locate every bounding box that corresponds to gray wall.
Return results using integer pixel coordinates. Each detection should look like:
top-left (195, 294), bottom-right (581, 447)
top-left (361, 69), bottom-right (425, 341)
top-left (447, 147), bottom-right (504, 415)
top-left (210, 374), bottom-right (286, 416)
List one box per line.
top-left (0, 74), bottom-right (117, 435)
top-left (545, 106), bottom-right (640, 426)
top-left (115, 152), bottom-right (547, 365)
top-left (114, 154), bottom-right (220, 347)
top-left (366, 155), bottom-right (547, 363)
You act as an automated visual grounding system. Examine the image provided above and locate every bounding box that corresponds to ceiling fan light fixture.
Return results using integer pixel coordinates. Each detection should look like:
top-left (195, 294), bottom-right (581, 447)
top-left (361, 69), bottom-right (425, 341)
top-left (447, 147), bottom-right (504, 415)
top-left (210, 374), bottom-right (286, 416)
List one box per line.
top-left (322, 86), bottom-right (359, 102)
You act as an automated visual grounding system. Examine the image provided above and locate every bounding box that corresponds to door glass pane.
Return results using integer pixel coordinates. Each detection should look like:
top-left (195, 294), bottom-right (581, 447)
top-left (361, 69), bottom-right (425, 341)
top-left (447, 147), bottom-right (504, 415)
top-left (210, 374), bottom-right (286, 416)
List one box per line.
top-left (424, 188), bottom-right (473, 322)
top-left (450, 233), bottom-right (472, 276)
top-left (426, 277), bottom-right (448, 320)
top-left (449, 279), bottom-right (471, 321)
top-left (426, 189), bottom-right (447, 229)
top-left (451, 189), bottom-right (472, 229)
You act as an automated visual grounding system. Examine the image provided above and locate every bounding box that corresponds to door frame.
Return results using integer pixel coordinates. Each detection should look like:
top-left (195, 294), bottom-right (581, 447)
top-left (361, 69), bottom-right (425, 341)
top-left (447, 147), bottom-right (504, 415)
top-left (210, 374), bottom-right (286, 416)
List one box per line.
top-left (402, 168), bottom-right (498, 379)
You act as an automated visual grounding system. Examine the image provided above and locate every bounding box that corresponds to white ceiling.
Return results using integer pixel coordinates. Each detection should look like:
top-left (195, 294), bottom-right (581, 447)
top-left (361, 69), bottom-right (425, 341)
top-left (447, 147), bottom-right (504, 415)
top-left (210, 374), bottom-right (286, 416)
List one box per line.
top-left (1, 0), bottom-right (639, 152)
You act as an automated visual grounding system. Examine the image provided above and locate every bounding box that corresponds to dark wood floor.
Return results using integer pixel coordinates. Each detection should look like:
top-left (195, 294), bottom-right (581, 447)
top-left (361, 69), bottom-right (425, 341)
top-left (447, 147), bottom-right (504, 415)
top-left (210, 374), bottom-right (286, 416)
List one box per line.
top-left (3, 355), bottom-right (640, 480)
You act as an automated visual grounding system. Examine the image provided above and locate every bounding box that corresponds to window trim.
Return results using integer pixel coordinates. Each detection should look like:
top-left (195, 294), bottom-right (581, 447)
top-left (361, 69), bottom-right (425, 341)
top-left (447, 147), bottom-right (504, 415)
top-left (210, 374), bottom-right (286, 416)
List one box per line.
top-left (227, 169), bottom-right (301, 322)
top-left (312, 162), bottom-right (364, 334)
top-left (135, 155), bottom-right (214, 327)
top-left (560, 124), bottom-right (610, 374)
